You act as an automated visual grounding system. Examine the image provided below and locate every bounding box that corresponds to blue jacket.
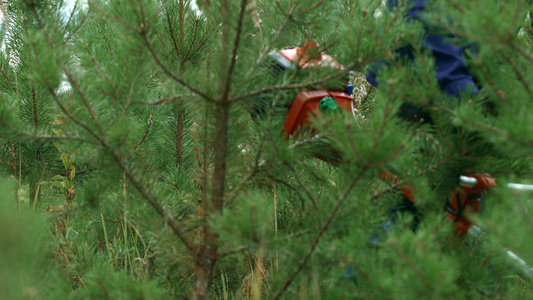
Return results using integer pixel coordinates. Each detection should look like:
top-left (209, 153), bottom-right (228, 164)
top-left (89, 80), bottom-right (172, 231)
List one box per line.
top-left (366, 0), bottom-right (479, 99)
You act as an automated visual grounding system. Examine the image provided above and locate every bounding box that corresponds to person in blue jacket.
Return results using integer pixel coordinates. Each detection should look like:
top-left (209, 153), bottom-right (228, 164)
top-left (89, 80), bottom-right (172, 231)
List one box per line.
top-left (366, 0), bottom-right (480, 124)
top-left (341, 0), bottom-right (486, 286)
top-left (365, 0), bottom-right (485, 233)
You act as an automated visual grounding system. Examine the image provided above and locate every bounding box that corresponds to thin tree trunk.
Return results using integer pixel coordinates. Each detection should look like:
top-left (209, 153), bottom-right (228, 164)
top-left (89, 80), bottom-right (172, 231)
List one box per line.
top-left (192, 101), bottom-right (229, 300)
top-left (193, 0), bottom-right (236, 297)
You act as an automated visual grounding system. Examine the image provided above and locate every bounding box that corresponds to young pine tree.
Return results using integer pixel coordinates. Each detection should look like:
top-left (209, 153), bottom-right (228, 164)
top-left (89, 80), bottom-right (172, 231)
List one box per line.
top-left (1, 0), bottom-right (533, 299)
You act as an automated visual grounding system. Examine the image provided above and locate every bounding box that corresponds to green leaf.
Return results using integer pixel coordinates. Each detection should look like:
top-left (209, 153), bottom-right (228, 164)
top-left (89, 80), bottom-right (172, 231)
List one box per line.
top-left (51, 175), bottom-right (64, 181)
top-left (60, 152), bottom-right (68, 170)
top-left (69, 165), bottom-right (76, 180)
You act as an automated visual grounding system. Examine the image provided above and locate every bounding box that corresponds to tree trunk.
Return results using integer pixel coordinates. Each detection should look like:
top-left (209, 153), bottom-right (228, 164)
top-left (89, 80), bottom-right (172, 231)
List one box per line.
top-left (192, 101), bottom-right (229, 299)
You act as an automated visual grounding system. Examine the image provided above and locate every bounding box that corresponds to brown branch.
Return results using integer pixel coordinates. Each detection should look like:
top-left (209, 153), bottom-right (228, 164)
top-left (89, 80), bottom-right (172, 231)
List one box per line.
top-left (388, 240), bottom-right (434, 291)
top-left (142, 33), bottom-right (215, 103)
top-left (88, 2), bottom-right (139, 33)
top-left (0, 68), bottom-right (16, 93)
top-left (179, 0), bottom-right (185, 42)
top-left (64, 0), bottom-right (79, 33)
top-left (29, 4), bottom-right (196, 255)
top-left (475, 60), bottom-right (507, 106)
top-left (0, 128), bottom-right (100, 145)
top-left (0, 0), bottom-right (11, 33)
top-left (30, 5), bottom-right (56, 49)
top-left (220, 0), bottom-right (249, 102)
top-left (31, 84), bottom-right (38, 129)
top-left (91, 56), bottom-right (120, 98)
top-left (264, 173), bottom-right (308, 209)
top-left (295, 0), bottom-right (327, 17)
top-left (229, 68), bottom-right (351, 103)
top-left (134, 94), bottom-right (196, 105)
top-left (501, 54), bottom-right (532, 97)
top-left (283, 161), bottom-right (319, 211)
top-left (166, 8), bottom-right (181, 57)
top-left (65, 13), bottom-right (87, 43)
top-left (31, 43), bottom-right (106, 147)
top-left (63, 67), bottom-right (105, 134)
top-left (272, 167), bottom-right (368, 300)
top-left (131, 115), bottom-right (153, 152)
top-left (110, 146), bottom-right (196, 252)
top-left (360, 85), bottom-right (374, 107)
top-left (122, 75), bottom-right (137, 116)
top-left (181, 19), bottom-right (199, 64)
top-left (175, 107), bottom-right (186, 168)
top-left (384, 0), bottom-right (406, 35)
top-left (189, 21), bottom-right (217, 62)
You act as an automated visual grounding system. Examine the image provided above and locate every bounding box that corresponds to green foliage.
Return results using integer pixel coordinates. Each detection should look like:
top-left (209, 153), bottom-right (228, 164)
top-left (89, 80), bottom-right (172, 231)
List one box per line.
top-left (0, 179), bottom-right (70, 299)
top-left (71, 265), bottom-right (166, 300)
top-left (2, 0), bottom-right (533, 299)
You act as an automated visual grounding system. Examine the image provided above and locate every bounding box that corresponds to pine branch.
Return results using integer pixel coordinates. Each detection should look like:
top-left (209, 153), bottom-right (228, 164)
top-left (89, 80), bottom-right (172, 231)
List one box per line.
top-left (165, 8), bottom-right (181, 58)
top-left (90, 56), bottom-right (119, 99)
top-left (31, 84), bottom-right (38, 129)
top-left (65, 13), bottom-right (87, 43)
top-left (88, 2), bottom-right (139, 33)
top-left (179, 0), bottom-right (185, 42)
top-left (272, 167), bottom-right (368, 300)
top-left (181, 18), bottom-right (199, 64)
top-left (387, 240), bottom-right (435, 291)
top-left (175, 107), bottom-right (185, 168)
top-left (63, 67), bottom-right (106, 135)
top-left (501, 54), bottom-right (532, 97)
top-left (1, 130), bottom-right (100, 145)
top-left (122, 70), bottom-right (141, 116)
top-left (142, 32), bottom-right (215, 103)
top-left (63, 0), bottom-right (79, 35)
top-left (131, 115), bottom-right (153, 152)
top-left (384, 0), bottom-right (407, 35)
top-left (134, 94), bottom-right (196, 105)
top-left (229, 68), bottom-right (351, 103)
top-left (220, 0), bottom-right (249, 102)
top-left (0, 0), bottom-right (10, 34)
top-left (33, 50), bottom-right (197, 255)
top-left (243, 1), bottom-right (297, 79)
top-left (282, 162), bottom-right (319, 211)
top-left (108, 148), bottom-right (197, 252)
top-left (0, 67), bottom-right (17, 93)
top-left (35, 54), bottom-right (107, 147)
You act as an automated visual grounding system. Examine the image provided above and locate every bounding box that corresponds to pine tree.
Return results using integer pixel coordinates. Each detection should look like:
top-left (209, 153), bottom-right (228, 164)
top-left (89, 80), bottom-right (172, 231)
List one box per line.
top-left (1, 0), bottom-right (533, 299)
